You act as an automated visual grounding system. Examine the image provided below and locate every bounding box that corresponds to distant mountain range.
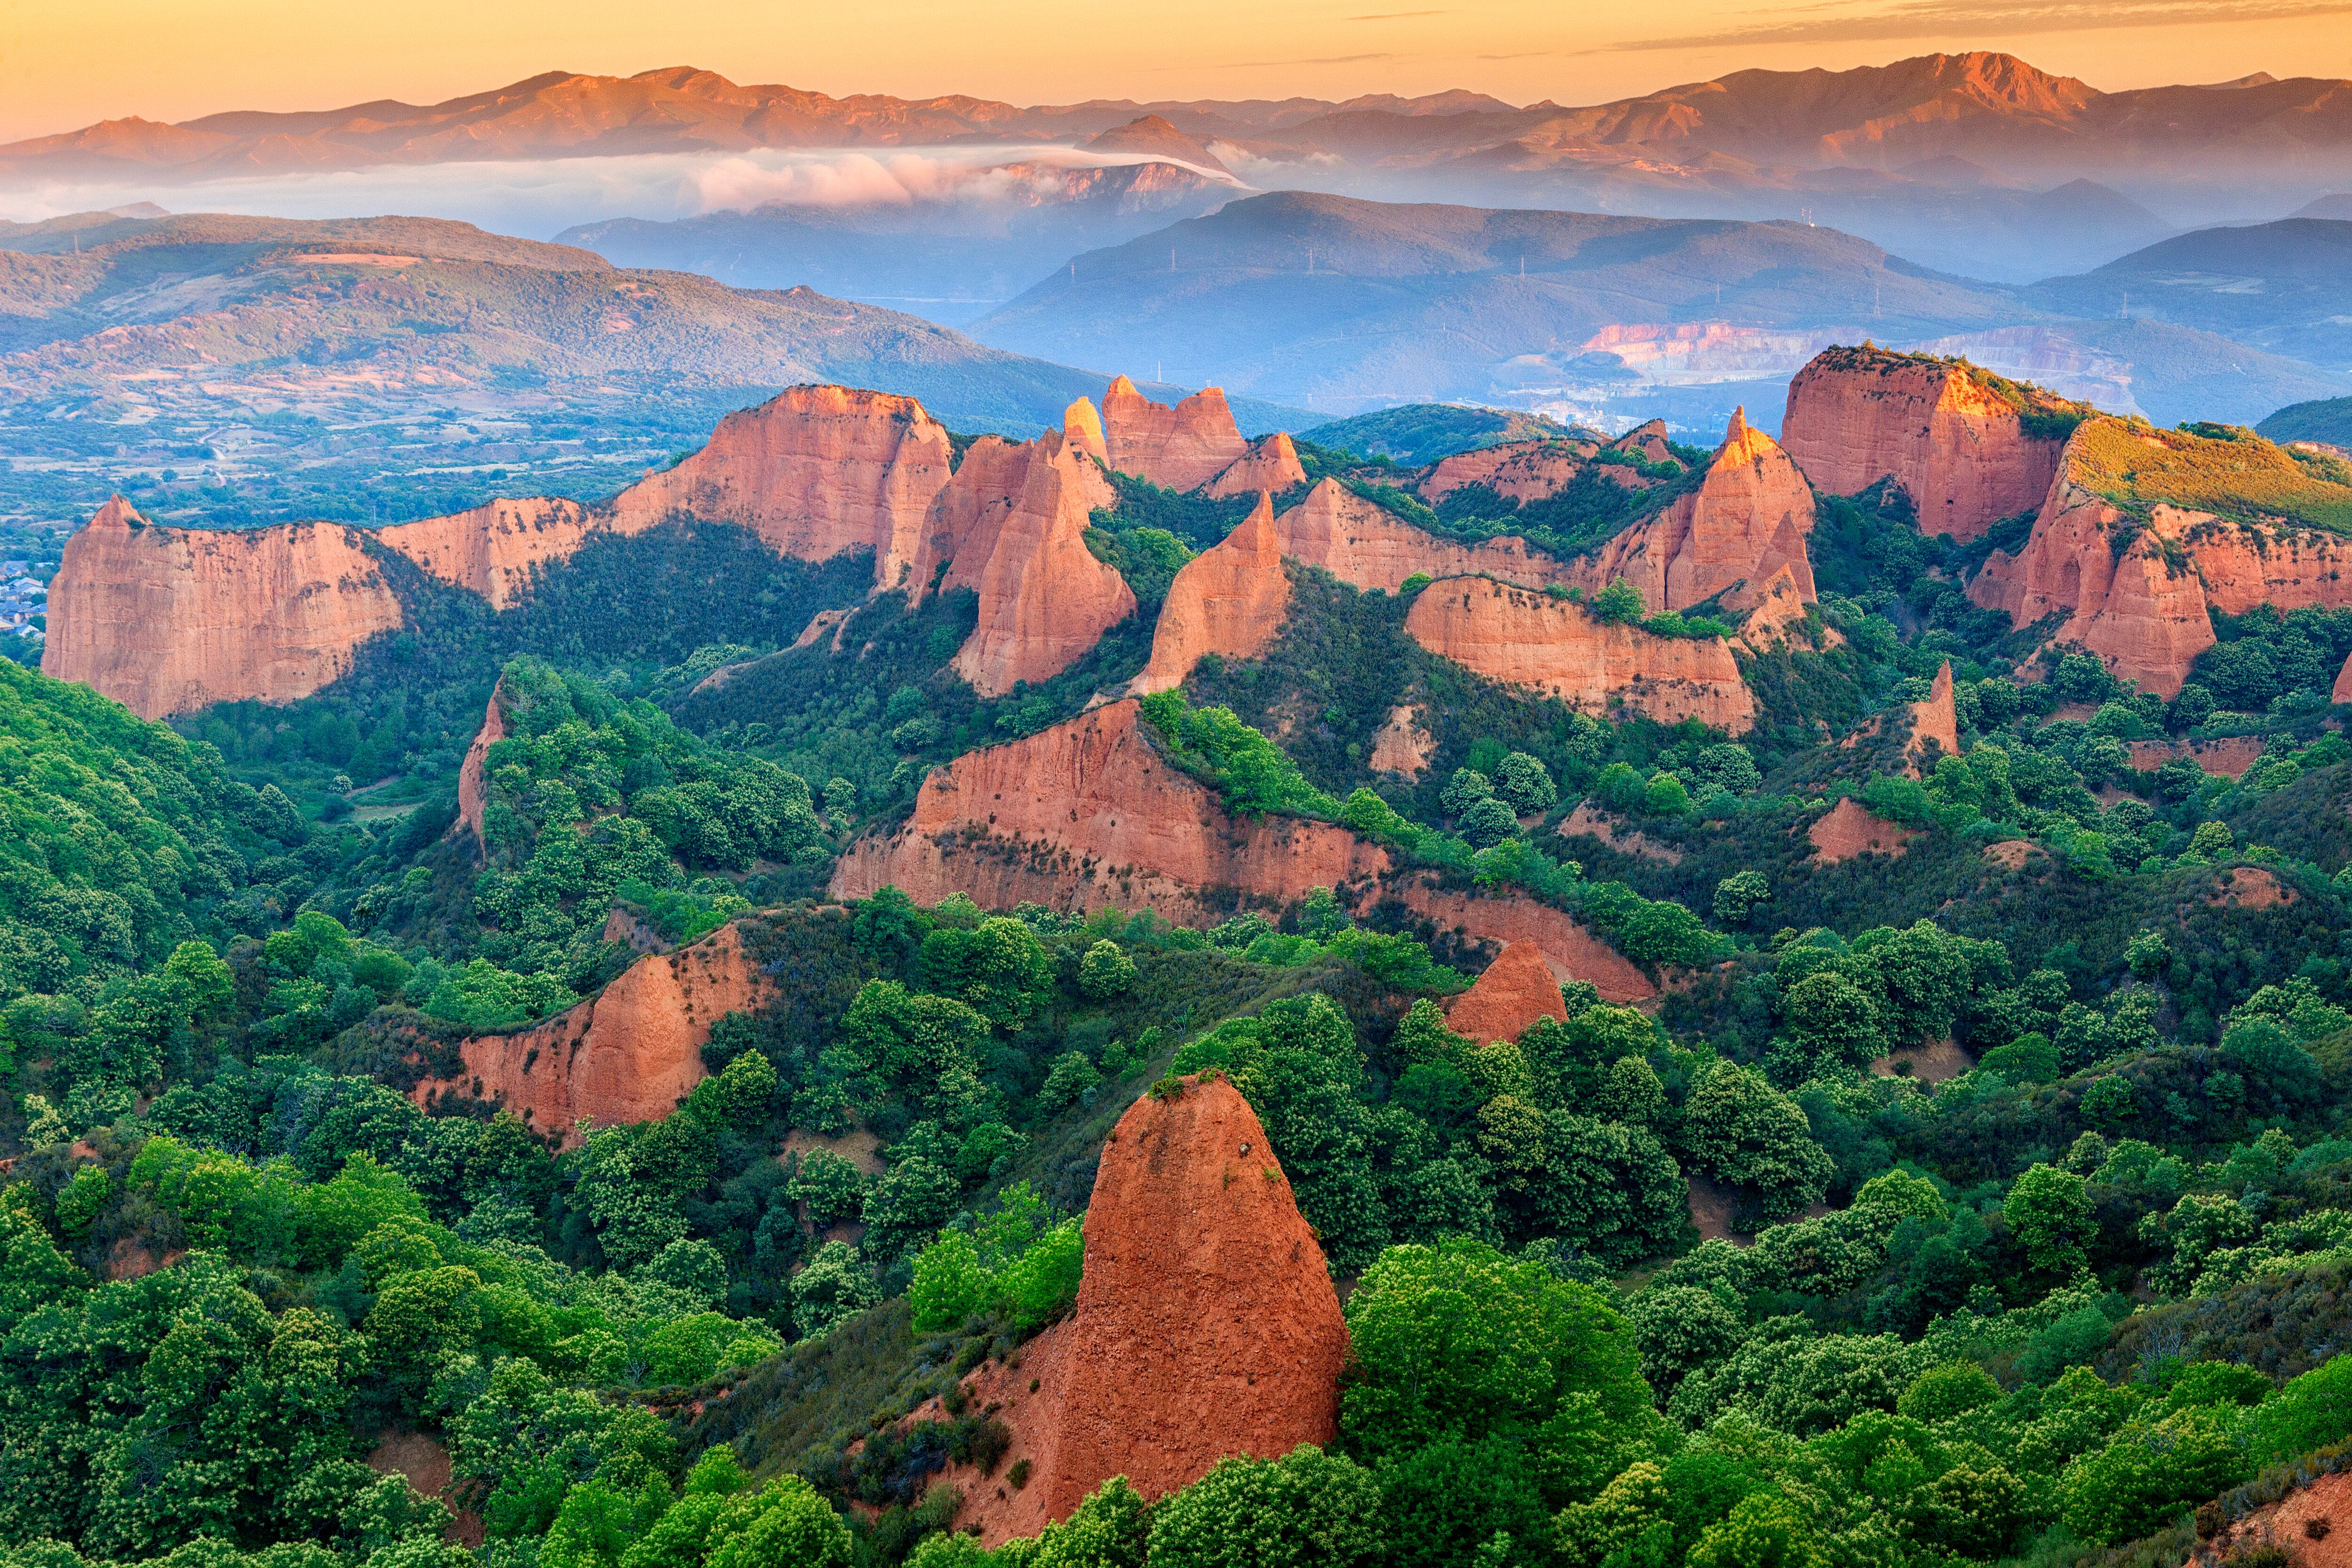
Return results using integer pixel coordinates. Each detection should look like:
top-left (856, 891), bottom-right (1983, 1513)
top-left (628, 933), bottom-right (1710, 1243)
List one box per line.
top-left (0, 210), bottom-right (1298, 530)
top-left (965, 191), bottom-right (2347, 430)
top-left (9, 54), bottom-right (2352, 283)
top-left (558, 157), bottom-right (1234, 326)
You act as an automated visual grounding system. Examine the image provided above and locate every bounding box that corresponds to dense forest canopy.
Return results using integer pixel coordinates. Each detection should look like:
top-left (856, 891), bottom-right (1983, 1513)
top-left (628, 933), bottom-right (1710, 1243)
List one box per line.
top-left (4, 385), bottom-right (2352, 1568)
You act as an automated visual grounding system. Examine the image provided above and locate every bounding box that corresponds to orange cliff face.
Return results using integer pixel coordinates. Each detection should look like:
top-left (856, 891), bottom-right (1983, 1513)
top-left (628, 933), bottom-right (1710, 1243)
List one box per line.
top-left (1443, 939), bottom-right (1570, 1045)
top-left (1780, 346), bottom-right (2069, 544)
top-left (1100, 375), bottom-right (1250, 492)
top-left (607, 384), bottom-right (955, 593)
top-left (411, 920), bottom-right (773, 1144)
top-left (453, 681), bottom-right (508, 854)
top-left (830, 698), bottom-right (1389, 922)
top-left (43, 499), bottom-right (405, 720)
top-left (379, 498), bottom-right (598, 610)
top-left (1962, 419), bottom-right (2352, 696)
top-left (1129, 493), bottom-right (1290, 695)
top-left (1040, 1076), bottom-right (1348, 1520)
top-left (1405, 576), bottom-right (1756, 733)
top-left (922, 432), bottom-right (1133, 697)
top-left (1418, 438), bottom-right (1599, 506)
top-left (1909, 660), bottom-right (1960, 771)
top-left (1566, 408), bottom-right (1816, 615)
top-left (1202, 433), bottom-right (1307, 499)
top-left (1274, 478), bottom-right (1565, 592)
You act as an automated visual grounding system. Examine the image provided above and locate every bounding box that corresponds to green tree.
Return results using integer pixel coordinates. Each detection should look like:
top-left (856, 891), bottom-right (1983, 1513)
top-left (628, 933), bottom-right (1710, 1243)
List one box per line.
top-left (705, 1478), bottom-right (850, 1568)
top-left (1339, 1238), bottom-right (1661, 1506)
top-left (919, 918), bottom-right (1056, 1032)
top-left (1492, 754), bottom-right (1558, 816)
top-left (2003, 1164), bottom-right (2095, 1280)
top-left (1040, 1051), bottom-right (1103, 1113)
top-left (1678, 1062), bottom-right (1832, 1219)
top-left (1078, 941), bottom-right (1137, 1001)
top-left (1145, 1446), bottom-right (1383, 1568)
top-left (1712, 872), bottom-right (1770, 927)
top-left (2057, 1409), bottom-right (2248, 1546)
top-left (1593, 581), bottom-right (1645, 624)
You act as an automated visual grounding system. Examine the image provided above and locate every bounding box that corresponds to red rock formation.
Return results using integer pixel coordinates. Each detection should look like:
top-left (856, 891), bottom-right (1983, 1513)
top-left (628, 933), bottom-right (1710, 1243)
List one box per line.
top-left (1418, 439), bottom-right (1597, 505)
top-left (1099, 376), bottom-right (1250, 492)
top-left (379, 498), bottom-right (598, 609)
top-left (2125, 736), bottom-right (2267, 777)
top-left (1780, 348), bottom-right (2068, 543)
top-left (1444, 940), bottom-right (1570, 1044)
top-left (410, 921), bottom-right (771, 1144)
top-left (1967, 466), bottom-right (2216, 697)
top-left (1063, 398), bottom-right (1109, 466)
top-left (608, 384), bottom-right (954, 593)
top-left (1130, 494), bottom-right (1290, 695)
top-left (1565, 409), bottom-right (1816, 614)
top-left (1604, 420), bottom-right (1677, 468)
top-left (1396, 884), bottom-right (1656, 1004)
top-left (932, 433), bottom-right (1134, 696)
top-left (1404, 576), bottom-right (1756, 732)
top-left (1809, 798), bottom-right (1917, 863)
top-left (1733, 564), bottom-right (1820, 652)
top-left (42, 499), bottom-right (405, 719)
top-left (2337, 650), bottom-right (2352, 705)
top-left (1202, 433), bottom-right (1307, 499)
top-left (1273, 479), bottom-right (1564, 592)
top-left (452, 682), bottom-right (507, 854)
top-left (1971, 421), bottom-right (2352, 696)
top-left (1368, 705), bottom-right (1435, 778)
top-left (830, 699), bottom-right (1389, 921)
top-left (1041, 1076), bottom-right (1346, 1518)
top-left (2190, 1462), bottom-right (2351, 1568)
top-left (1908, 660), bottom-right (1960, 771)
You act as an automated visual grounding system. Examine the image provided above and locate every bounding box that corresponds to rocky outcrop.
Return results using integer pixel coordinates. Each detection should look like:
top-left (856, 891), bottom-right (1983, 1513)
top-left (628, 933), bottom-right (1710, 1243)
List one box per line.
top-left (1130, 495), bottom-right (1290, 695)
top-left (609, 384), bottom-right (955, 593)
top-left (1395, 884), bottom-right (1656, 1004)
top-left (831, 699), bottom-right (1389, 920)
top-left (43, 499), bottom-right (405, 719)
top-left (923, 432), bottom-right (1133, 696)
top-left (410, 921), bottom-right (772, 1143)
top-left (1404, 576), bottom-right (1756, 732)
top-left (1203, 433), bottom-right (1307, 499)
top-left (1443, 940), bottom-right (1569, 1044)
top-left (1908, 661), bottom-right (1960, 771)
top-left (1063, 397), bottom-right (1109, 466)
top-left (1780, 347), bottom-right (2068, 543)
top-left (1604, 420), bottom-right (1677, 468)
top-left (1368, 705), bottom-right (1435, 778)
top-left (1565, 409), bottom-right (1816, 615)
top-left (1273, 479), bottom-right (1564, 592)
top-left (1733, 564), bottom-right (1819, 652)
top-left (2336, 650), bottom-right (2352, 704)
top-left (1041, 1076), bottom-right (1346, 1518)
top-left (1100, 376), bottom-right (1250, 493)
top-left (1809, 798), bottom-right (1917, 863)
top-left (1418, 438), bottom-right (1597, 505)
top-left (1969, 417), bottom-right (2352, 696)
top-left (380, 498), bottom-right (599, 609)
top-left (927, 1076), bottom-right (1345, 1544)
top-left (452, 682), bottom-right (508, 853)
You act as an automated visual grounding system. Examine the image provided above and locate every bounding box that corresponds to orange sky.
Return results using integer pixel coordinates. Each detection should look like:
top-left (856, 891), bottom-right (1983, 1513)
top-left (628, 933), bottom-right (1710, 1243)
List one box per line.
top-left (3, 0), bottom-right (2347, 143)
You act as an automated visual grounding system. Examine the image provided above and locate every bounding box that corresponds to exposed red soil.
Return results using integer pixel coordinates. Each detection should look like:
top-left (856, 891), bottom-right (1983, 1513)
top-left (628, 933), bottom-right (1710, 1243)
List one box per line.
top-left (1983, 839), bottom-right (2037, 870)
top-left (1443, 939), bottom-right (1571, 1044)
top-left (2196, 1471), bottom-right (2352, 1568)
top-left (1403, 576), bottom-right (1756, 733)
top-left (829, 699), bottom-right (1391, 923)
top-left (1871, 1038), bottom-right (1975, 1083)
top-left (1129, 494), bottom-right (1288, 695)
top-left (411, 921), bottom-right (773, 1144)
top-left (2127, 736), bottom-right (2269, 778)
top-left (1367, 705), bottom-right (1435, 779)
top-left (1557, 802), bottom-right (1684, 863)
top-left (366, 1430), bottom-right (484, 1546)
top-left (924, 1077), bottom-right (1346, 1544)
top-left (1780, 350), bottom-right (2067, 543)
top-left (2211, 868), bottom-right (2296, 910)
top-left (452, 682), bottom-right (507, 854)
top-left (1396, 883), bottom-right (1657, 1004)
top-left (1808, 798), bottom-right (1919, 863)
